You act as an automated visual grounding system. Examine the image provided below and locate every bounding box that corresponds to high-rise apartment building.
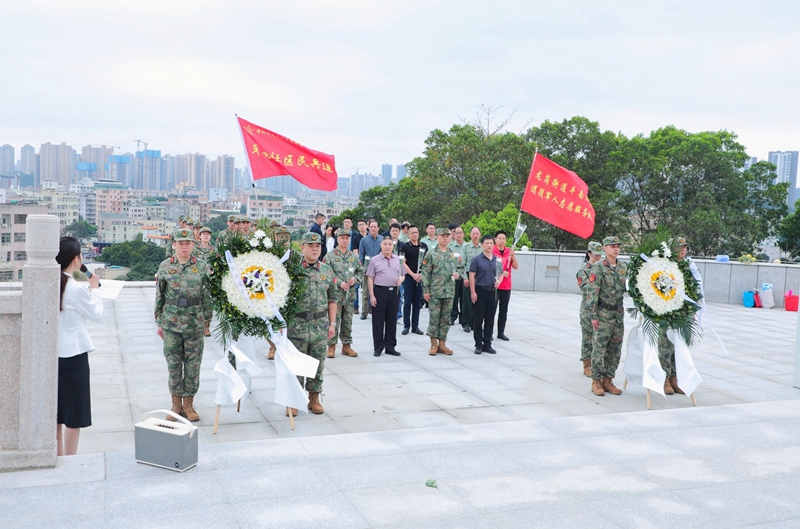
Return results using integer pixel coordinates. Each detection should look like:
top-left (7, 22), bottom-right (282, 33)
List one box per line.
top-left (106, 154), bottom-right (133, 185)
top-left (39, 142), bottom-right (76, 186)
top-left (19, 145), bottom-right (35, 176)
top-left (768, 151), bottom-right (799, 208)
top-left (133, 149), bottom-right (162, 190)
top-left (175, 153), bottom-right (207, 191)
top-left (396, 164), bottom-right (407, 181)
top-left (80, 145), bottom-right (116, 181)
top-left (160, 154), bottom-right (178, 191)
top-left (210, 155), bottom-right (235, 194)
top-left (381, 164), bottom-right (393, 186)
top-left (0, 145), bottom-right (15, 176)
top-left (95, 181), bottom-right (130, 215)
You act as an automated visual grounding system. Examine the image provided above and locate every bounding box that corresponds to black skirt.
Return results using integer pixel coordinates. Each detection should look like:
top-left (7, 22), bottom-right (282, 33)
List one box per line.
top-left (57, 352), bottom-right (92, 428)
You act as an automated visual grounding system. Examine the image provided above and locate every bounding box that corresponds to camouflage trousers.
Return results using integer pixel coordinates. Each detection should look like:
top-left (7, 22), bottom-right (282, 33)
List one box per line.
top-left (658, 329), bottom-right (676, 377)
top-left (361, 273), bottom-right (371, 316)
top-left (163, 328), bottom-right (205, 397)
top-left (328, 291), bottom-right (355, 346)
top-left (426, 297), bottom-right (452, 340)
top-left (591, 307), bottom-right (624, 380)
top-left (289, 319), bottom-right (327, 393)
top-left (580, 315), bottom-right (593, 361)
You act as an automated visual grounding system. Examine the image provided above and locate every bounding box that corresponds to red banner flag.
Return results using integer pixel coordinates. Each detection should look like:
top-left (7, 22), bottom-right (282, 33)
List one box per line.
top-left (237, 117), bottom-right (338, 191)
top-left (520, 154), bottom-right (595, 238)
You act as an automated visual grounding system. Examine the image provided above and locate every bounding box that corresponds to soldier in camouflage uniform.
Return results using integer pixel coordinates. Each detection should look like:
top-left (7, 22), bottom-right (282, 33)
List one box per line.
top-left (155, 228), bottom-right (211, 422)
top-left (447, 225), bottom-right (467, 326)
top-left (658, 237), bottom-right (689, 395)
top-left (287, 231), bottom-right (338, 416)
top-left (165, 215), bottom-right (188, 259)
top-left (323, 228), bottom-right (363, 358)
top-left (421, 227), bottom-right (459, 355)
top-left (587, 236), bottom-right (628, 396)
top-left (577, 241), bottom-right (604, 377)
top-left (216, 214), bottom-right (236, 245)
top-left (193, 226), bottom-right (215, 337)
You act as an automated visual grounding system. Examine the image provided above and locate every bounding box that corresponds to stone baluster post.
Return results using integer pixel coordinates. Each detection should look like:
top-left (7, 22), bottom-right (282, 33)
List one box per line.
top-left (17, 215), bottom-right (60, 467)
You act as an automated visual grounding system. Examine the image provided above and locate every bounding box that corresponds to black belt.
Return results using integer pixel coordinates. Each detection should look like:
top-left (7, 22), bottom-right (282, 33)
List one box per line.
top-left (478, 286), bottom-right (496, 291)
top-left (374, 285), bottom-right (395, 289)
top-left (165, 298), bottom-right (202, 307)
top-left (296, 310), bottom-right (327, 320)
top-left (598, 300), bottom-right (622, 311)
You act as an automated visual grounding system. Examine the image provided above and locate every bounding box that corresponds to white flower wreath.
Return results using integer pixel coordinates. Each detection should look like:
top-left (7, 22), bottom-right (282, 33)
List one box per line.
top-left (221, 251), bottom-right (291, 319)
top-left (635, 256), bottom-right (686, 315)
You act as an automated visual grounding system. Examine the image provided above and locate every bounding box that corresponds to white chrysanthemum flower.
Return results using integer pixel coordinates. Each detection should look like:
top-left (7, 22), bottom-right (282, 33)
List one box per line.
top-left (249, 238), bottom-right (260, 248)
top-left (221, 251), bottom-right (292, 319)
top-left (253, 229), bottom-right (266, 239)
top-left (635, 256), bottom-right (685, 315)
top-left (263, 237), bottom-right (273, 249)
top-left (661, 241), bottom-right (672, 258)
top-left (651, 250), bottom-right (659, 257)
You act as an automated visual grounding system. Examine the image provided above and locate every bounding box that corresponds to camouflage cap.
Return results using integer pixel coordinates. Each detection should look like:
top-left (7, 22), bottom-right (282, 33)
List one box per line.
top-left (227, 214), bottom-right (236, 221)
top-left (234, 216), bottom-right (243, 224)
top-left (302, 232), bottom-right (323, 245)
top-left (436, 227), bottom-right (451, 236)
top-left (602, 236), bottom-right (621, 246)
top-left (588, 241), bottom-right (604, 255)
top-left (335, 228), bottom-right (351, 238)
top-left (193, 222), bottom-right (203, 229)
top-left (674, 237), bottom-right (687, 246)
top-left (199, 226), bottom-right (211, 234)
top-left (185, 218), bottom-right (194, 226)
top-left (178, 215), bottom-right (187, 222)
top-left (242, 217), bottom-right (251, 223)
top-left (172, 228), bottom-right (195, 242)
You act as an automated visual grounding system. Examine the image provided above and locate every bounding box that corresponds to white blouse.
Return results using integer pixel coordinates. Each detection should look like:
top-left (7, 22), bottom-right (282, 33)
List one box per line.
top-left (58, 274), bottom-right (104, 359)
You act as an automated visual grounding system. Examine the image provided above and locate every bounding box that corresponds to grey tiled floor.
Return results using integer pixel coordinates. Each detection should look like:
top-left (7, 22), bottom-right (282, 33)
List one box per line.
top-left (77, 286), bottom-right (800, 453)
top-left (4, 286), bottom-right (800, 528)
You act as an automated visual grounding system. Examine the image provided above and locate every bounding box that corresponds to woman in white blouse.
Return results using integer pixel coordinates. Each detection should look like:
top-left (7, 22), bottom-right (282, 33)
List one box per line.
top-left (56, 237), bottom-right (103, 456)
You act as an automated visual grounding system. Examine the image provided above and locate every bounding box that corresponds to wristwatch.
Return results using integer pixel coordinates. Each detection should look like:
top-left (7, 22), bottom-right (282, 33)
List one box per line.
top-left (329, 322), bottom-right (336, 326)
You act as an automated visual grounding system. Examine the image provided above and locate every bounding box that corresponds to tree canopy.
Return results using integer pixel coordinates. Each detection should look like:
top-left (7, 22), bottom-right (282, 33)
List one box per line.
top-left (97, 234), bottom-right (165, 281)
top-left (339, 116), bottom-right (786, 256)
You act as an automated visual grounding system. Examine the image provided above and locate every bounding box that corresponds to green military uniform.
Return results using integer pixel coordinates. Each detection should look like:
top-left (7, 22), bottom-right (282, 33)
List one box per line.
top-left (323, 231), bottom-right (363, 348)
top-left (459, 239), bottom-right (482, 331)
top-left (155, 229), bottom-right (211, 399)
top-left (420, 235), bottom-right (437, 254)
top-left (421, 229), bottom-right (457, 341)
top-left (447, 239), bottom-right (466, 325)
top-left (587, 236), bottom-right (628, 382)
top-left (216, 215), bottom-right (236, 245)
top-left (290, 232), bottom-right (338, 393)
top-left (578, 242), bottom-right (604, 366)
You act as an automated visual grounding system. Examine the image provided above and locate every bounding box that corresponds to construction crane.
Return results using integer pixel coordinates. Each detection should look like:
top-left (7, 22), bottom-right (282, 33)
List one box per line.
top-left (134, 140), bottom-right (148, 152)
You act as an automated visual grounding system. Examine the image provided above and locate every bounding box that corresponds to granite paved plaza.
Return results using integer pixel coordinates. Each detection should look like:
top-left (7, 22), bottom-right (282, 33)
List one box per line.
top-left (3, 286), bottom-right (800, 528)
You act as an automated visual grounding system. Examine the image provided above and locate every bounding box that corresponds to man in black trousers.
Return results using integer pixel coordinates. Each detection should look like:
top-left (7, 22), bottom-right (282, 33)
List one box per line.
top-left (366, 237), bottom-right (405, 356)
top-left (469, 234), bottom-right (501, 355)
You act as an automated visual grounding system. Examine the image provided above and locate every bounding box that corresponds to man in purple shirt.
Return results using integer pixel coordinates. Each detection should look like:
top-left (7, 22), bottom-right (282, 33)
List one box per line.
top-left (366, 237), bottom-right (405, 357)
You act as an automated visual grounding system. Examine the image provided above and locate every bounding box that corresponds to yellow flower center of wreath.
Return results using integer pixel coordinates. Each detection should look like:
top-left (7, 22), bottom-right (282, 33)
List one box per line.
top-left (241, 265), bottom-right (275, 300)
top-left (650, 271), bottom-right (677, 301)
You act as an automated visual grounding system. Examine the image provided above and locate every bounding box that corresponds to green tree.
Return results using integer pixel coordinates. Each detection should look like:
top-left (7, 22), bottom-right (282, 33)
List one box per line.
top-left (97, 234), bottom-right (165, 281)
top-left (462, 203), bottom-right (532, 247)
top-left (777, 199), bottom-right (800, 258)
top-left (205, 215), bottom-right (228, 240)
top-left (64, 219), bottom-right (98, 239)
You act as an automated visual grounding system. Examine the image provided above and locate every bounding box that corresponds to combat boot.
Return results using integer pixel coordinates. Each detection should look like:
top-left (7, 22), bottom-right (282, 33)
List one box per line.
top-left (437, 340), bottom-right (453, 355)
top-left (308, 392), bottom-right (324, 414)
top-left (341, 344), bottom-right (358, 357)
top-left (166, 396), bottom-right (183, 421)
top-left (582, 358), bottom-right (591, 378)
top-left (182, 396), bottom-right (200, 421)
top-left (326, 345), bottom-right (336, 358)
top-left (429, 337), bottom-right (439, 355)
top-left (268, 342), bottom-right (276, 360)
top-left (602, 377), bottom-right (622, 395)
top-left (669, 376), bottom-right (685, 394)
top-left (203, 321), bottom-right (211, 337)
top-left (592, 379), bottom-right (605, 396)
top-left (664, 377), bottom-right (675, 395)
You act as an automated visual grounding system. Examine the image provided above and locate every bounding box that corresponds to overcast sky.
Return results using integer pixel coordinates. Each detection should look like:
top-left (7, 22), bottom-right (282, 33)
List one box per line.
top-left (2, 0), bottom-right (798, 175)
